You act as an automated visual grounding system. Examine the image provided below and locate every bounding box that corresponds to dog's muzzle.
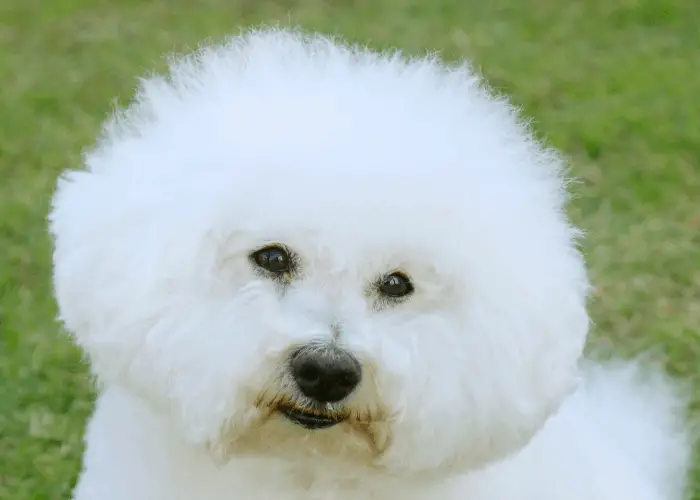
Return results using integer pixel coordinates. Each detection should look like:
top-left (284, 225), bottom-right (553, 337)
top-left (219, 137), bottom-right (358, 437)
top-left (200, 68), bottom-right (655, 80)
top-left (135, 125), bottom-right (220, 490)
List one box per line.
top-left (278, 344), bottom-right (362, 430)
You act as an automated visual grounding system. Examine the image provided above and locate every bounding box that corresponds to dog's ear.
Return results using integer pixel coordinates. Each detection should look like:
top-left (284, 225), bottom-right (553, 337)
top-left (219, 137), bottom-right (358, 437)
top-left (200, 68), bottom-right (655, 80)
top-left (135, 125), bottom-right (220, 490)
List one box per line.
top-left (49, 169), bottom-right (99, 344)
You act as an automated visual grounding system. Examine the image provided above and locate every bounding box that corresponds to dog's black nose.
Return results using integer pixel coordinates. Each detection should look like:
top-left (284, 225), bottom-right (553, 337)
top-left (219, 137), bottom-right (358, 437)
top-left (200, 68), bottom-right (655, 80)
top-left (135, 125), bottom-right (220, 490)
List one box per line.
top-left (290, 346), bottom-right (361, 403)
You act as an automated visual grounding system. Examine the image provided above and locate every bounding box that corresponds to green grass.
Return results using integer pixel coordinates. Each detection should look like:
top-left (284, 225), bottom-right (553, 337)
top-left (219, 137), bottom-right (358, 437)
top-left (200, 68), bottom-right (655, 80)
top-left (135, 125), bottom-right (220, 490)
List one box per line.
top-left (1, 0), bottom-right (698, 498)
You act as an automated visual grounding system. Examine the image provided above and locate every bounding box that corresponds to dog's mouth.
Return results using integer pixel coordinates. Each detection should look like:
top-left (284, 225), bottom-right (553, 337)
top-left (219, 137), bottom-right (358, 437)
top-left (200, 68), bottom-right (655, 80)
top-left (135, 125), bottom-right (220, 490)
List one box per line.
top-left (278, 406), bottom-right (344, 430)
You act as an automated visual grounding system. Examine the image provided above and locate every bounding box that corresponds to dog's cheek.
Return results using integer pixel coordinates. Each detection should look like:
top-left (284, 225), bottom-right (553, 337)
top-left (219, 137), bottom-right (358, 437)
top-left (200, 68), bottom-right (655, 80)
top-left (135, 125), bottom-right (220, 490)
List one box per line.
top-left (371, 334), bottom-right (483, 473)
top-left (357, 316), bottom-right (475, 472)
top-left (147, 300), bottom-right (292, 445)
top-left (74, 276), bottom-right (286, 449)
top-left (370, 307), bottom-right (580, 475)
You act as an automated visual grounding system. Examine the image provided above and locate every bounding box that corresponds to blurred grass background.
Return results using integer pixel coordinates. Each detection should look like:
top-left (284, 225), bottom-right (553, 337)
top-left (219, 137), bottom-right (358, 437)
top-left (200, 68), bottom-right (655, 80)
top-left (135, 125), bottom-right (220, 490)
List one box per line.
top-left (0, 0), bottom-right (698, 498)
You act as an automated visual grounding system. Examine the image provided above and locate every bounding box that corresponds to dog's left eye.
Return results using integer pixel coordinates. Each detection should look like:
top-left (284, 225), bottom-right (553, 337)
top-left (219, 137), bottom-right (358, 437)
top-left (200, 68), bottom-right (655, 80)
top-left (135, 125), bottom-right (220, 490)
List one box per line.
top-left (379, 272), bottom-right (414, 298)
top-left (251, 245), bottom-right (291, 273)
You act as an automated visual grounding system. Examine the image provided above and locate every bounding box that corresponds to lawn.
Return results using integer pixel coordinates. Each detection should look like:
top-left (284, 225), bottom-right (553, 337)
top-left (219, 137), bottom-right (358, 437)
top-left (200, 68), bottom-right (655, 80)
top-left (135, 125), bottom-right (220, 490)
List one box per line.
top-left (0, 0), bottom-right (698, 498)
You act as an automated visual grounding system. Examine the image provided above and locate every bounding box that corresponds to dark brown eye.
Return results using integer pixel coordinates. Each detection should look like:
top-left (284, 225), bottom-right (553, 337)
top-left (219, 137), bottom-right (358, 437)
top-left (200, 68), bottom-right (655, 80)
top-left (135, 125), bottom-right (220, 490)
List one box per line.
top-left (379, 272), bottom-right (413, 298)
top-left (251, 246), bottom-right (291, 273)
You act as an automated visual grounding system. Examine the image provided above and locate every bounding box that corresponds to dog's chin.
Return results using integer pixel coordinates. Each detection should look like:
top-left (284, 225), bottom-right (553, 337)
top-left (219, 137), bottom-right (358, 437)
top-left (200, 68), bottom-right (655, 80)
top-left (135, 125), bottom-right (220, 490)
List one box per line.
top-left (207, 401), bottom-right (392, 468)
top-left (278, 406), bottom-right (345, 430)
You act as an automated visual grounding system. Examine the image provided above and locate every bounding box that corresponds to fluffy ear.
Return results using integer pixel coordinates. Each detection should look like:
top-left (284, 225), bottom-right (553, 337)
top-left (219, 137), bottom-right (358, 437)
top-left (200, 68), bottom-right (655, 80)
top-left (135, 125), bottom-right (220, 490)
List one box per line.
top-left (49, 161), bottom-right (285, 451)
top-left (50, 169), bottom-right (102, 345)
top-left (50, 168), bottom-right (132, 385)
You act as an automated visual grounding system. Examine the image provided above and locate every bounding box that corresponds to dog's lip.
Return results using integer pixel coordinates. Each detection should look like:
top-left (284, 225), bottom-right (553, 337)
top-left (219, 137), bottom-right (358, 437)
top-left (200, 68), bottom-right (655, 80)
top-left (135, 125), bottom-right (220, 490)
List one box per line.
top-left (278, 406), bottom-right (344, 430)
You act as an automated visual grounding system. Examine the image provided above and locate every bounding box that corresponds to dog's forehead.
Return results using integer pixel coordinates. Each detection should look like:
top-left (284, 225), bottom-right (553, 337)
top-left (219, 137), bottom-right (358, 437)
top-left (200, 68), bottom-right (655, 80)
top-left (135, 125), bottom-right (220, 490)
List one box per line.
top-left (241, 193), bottom-right (465, 264)
top-left (80, 32), bottom-right (574, 292)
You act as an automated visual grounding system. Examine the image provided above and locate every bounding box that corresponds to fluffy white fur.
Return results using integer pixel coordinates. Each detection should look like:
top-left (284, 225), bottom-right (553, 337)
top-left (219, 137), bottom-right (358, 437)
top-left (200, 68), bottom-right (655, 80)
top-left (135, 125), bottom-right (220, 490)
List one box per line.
top-left (49, 27), bottom-right (693, 499)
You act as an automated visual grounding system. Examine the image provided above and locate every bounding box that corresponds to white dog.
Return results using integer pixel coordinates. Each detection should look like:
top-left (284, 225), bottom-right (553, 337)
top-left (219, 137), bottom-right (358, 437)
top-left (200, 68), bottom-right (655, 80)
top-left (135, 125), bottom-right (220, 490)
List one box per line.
top-left (49, 28), bottom-right (693, 499)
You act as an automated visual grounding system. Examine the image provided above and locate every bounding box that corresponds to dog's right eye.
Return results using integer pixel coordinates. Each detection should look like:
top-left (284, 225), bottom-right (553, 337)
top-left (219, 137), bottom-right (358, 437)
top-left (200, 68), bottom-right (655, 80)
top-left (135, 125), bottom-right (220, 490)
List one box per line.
top-left (251, 245), bottom-right (292, 274)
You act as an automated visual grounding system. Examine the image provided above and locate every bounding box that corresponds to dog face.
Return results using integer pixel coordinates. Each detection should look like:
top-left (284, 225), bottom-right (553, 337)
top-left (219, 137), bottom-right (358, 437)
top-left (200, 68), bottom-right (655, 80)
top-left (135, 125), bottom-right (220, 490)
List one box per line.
top-left (50, 29), bottom-right (590, 475)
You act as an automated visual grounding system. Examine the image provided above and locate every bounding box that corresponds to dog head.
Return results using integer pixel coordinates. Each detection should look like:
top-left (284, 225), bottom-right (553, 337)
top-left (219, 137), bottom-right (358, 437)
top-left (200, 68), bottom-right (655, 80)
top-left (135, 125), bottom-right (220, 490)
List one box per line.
top-left (50, 29), bottom-right (590, 476)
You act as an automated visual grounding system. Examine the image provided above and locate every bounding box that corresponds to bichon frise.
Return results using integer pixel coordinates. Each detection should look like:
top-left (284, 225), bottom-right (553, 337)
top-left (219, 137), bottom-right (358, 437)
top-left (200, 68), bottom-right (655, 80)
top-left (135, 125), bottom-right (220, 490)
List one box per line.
top-left (49, 28), bottom-right (693, 500)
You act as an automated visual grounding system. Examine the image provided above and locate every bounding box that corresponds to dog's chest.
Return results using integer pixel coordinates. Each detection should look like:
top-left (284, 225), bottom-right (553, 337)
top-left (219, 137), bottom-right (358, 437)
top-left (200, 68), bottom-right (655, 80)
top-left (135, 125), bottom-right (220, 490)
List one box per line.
top-left (219, 461), bottom-right (441, 500)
